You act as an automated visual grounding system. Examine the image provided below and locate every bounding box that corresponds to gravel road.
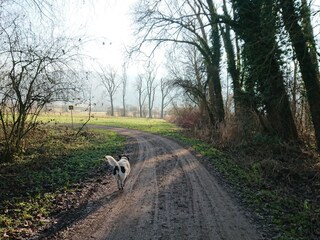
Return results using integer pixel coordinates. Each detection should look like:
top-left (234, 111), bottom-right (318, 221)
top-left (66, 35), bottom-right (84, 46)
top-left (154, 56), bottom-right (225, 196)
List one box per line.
top-left (47, 127), bottom-right (263, 240)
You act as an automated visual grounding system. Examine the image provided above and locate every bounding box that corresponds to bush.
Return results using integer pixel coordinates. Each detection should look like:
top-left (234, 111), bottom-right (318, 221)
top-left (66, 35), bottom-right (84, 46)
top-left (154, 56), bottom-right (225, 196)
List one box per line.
top-left (171, 107), bottom-right (202, 129)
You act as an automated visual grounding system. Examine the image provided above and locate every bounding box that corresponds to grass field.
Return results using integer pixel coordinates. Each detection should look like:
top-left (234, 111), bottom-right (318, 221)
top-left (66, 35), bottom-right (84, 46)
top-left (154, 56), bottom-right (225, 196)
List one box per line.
top-left (39, 112), bottom-right (180, 136)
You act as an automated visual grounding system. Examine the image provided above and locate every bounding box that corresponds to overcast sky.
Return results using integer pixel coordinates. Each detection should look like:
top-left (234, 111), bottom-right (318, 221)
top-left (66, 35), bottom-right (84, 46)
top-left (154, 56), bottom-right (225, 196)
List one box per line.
top-left (58, 0), bottom-right (138, 72)
top-left (54, 0), bottom-right (152, 109)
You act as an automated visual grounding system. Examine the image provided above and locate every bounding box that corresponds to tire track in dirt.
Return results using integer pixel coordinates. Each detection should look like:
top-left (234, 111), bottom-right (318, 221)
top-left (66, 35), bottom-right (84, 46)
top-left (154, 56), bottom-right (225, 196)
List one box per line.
top-left (104, 129), bottom-right (161, 239)
top-left (149, 134), bottom-right (260, 240)
top-left (48, 127), bottom-right (263, 240)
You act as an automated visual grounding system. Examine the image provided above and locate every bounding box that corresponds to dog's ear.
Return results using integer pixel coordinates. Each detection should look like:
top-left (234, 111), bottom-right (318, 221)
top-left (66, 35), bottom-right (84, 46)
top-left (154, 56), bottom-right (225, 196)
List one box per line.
top-left (119, 154), bottom-right (129, 160)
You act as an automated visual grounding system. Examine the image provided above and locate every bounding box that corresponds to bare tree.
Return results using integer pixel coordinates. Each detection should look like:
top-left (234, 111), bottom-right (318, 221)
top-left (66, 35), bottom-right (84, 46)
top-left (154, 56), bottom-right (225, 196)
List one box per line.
top-left (168, 44), bottom-right (213, 124)
top-left (0, 20), bottom-right (81, 162)
top-left (99, 65), bottom-right (120, 116)
top-left (136, 74), bottom-right (147, 118)
top-left (121, 64), bottom-right (128, 117)
top-left (76, 72), bottom-right (94, 136)
top-left (132, 0), bottom-right (224, 124)
top-left (144, 64), bottom-right (158, 118)
top-left (159, 77), bottom-right (174, 119)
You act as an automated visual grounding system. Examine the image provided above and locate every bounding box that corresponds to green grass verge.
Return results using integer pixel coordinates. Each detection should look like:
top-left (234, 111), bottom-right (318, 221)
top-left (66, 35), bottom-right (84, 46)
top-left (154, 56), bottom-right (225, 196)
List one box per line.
top-left (172, 135), bottom-right (318, 240)
top-left (0, 127), bottom-right (125, 238)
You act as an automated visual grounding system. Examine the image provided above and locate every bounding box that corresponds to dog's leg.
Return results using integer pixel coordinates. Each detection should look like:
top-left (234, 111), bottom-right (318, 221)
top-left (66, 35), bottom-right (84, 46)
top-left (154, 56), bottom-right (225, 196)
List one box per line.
top-left (119, 179), bottom-right (124, 190)
top-left (117, 179), bottom-right (121, 190)
top-left (122, 178), bottom-right (126, 189)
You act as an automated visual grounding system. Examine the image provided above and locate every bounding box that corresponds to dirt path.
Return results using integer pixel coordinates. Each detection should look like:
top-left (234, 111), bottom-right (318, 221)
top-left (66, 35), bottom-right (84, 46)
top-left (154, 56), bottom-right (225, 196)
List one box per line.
top-left (47, 127), bottom-right (264, 240)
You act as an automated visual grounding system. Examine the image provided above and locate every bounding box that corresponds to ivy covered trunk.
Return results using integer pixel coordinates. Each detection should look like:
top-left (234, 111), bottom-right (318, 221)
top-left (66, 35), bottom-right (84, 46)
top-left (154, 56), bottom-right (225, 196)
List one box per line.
top-left (231, 0), bottom-right (298, 141)
top-left (280, 0), bottom-right (320, 151)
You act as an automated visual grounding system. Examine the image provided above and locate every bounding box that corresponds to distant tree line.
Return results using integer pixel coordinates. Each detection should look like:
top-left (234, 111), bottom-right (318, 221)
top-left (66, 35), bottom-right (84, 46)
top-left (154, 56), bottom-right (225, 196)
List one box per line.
top-left (132, 0), bottom-right (320, 152)
top-left (97, 61), bottom-right (176, 119)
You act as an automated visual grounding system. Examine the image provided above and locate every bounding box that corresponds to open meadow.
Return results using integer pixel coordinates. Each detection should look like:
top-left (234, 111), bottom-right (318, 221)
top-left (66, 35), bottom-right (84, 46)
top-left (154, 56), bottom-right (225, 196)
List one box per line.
top-left (39, 112), bottom-right (180, 136)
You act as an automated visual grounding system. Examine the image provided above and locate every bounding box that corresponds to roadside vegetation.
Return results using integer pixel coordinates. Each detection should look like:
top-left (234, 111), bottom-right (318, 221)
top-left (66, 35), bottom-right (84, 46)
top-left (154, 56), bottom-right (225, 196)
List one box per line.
top-left (0, 124), bottom-right (125, 239)
top-left (172, 110), bottom-right (320, 240)
top-left (1, 115), bottom-right (313, 239)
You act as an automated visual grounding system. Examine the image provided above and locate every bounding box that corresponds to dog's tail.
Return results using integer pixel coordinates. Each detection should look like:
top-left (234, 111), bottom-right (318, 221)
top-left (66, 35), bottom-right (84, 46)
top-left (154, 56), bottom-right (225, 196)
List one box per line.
top-left (105, 155), bottom-right (119, 168)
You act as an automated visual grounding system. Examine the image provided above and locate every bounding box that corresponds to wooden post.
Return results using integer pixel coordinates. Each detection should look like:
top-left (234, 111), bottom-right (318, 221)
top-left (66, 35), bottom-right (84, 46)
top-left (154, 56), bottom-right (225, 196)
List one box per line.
top-left (69, 105), bottom-right (74, 128)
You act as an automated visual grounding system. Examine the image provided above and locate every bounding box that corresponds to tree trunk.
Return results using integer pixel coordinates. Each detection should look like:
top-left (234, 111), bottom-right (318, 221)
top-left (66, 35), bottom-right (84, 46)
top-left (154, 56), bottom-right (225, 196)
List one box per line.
top-left (231, 0), bottom-right (298, 141)
top-left (280, 0), bottom-right (320, 151)
top-left (139, 95), bottom-right (143, 118)
top-left (220, 24), bottom-right (244, 117)
top-left (160, 94), bottom-right (165, 119)
top-left (291, 61), bottom-right (298, 118)
top-left (148, 92), bottom-right (153, 118)
top-left (301, 0), bottom-right (319, 72)
top-left (122, 93), bottom-right (126, 117)
top-left (148, 106), bottom-right (152, 118)
top-left (221, 0), bottom-right (245, 118)
top-left (206, 0), bottom-right (225, 125)
top-left (207, 63), bottom-right (224, 124)
top-left (110, 96), bottom-right (114, 116)
top-left (264, 58), bottom-right (298, 140)
top-left (160, 100), bottom-right (164, 119)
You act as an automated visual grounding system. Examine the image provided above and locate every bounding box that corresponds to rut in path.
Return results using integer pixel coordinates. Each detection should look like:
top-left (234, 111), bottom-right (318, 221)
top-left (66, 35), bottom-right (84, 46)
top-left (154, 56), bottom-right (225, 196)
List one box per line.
top-left (49, 127), bottom-right (263, 240)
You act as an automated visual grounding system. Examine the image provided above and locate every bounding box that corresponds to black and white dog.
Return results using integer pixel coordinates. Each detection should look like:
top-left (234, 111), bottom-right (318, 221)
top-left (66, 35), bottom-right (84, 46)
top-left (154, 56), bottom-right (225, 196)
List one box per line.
top-left (105, 155), bottom-right (131, 190)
